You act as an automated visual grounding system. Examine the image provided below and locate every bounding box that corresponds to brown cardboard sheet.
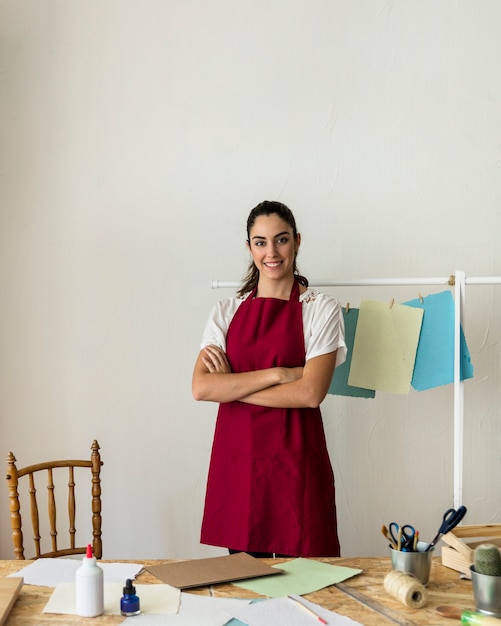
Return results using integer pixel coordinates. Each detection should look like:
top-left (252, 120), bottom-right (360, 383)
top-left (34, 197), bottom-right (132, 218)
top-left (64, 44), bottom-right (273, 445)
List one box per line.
top-left (145, 552), bottom-right (283, 589)
top-left (0, 577), bottom-right (23, 626)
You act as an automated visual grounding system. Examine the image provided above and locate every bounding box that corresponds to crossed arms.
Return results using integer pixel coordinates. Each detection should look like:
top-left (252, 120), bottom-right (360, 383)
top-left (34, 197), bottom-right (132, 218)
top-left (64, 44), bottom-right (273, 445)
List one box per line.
top-left (192, 344), bottom-right (337, 409)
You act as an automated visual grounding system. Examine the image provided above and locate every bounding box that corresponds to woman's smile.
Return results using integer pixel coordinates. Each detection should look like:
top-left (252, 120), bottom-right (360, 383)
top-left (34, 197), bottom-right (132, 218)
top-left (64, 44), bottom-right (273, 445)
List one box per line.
top-left (248, 213), bottom-right (299, 287)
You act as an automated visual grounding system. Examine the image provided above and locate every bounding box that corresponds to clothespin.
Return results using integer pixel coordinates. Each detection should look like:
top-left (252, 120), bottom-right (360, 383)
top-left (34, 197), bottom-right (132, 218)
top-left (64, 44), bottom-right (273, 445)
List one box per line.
top-left (345, 302), bottom-right (350, 313)
top-left (389, 298), bottom-right (395, 309)
top-left (418, 292), bottom-right (424, 303)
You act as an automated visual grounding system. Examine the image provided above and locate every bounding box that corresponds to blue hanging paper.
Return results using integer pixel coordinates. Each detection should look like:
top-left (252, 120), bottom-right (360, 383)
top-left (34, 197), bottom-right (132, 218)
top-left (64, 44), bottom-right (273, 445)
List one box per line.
top-left (404, 291), bottom-right (474, 391)
top-left (328, 308), bottom-right (375, 398)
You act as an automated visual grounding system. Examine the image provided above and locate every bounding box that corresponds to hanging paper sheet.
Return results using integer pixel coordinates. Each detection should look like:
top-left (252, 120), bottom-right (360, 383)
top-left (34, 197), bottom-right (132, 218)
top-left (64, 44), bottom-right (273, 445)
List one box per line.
top-left (328, 308), bottom-right (375, 398)
top-left (404, 291), bottom-right (474, 391)
top-left (348, 300), bottom-right (424, 394)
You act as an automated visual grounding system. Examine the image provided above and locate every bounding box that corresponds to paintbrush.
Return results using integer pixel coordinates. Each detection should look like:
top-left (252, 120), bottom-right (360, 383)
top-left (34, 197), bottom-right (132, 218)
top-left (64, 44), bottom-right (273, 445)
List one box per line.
top-left (381, 525), bottom-right (398, 549)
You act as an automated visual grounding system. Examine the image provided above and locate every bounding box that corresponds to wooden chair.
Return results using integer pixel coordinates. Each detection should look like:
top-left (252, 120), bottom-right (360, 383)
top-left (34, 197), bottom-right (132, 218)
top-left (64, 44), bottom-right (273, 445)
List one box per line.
top-left (5, 439), bottom-right (103, 560)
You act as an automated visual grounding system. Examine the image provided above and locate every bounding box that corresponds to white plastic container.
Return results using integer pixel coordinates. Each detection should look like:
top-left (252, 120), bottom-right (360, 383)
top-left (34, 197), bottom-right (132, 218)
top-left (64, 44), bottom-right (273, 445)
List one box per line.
top-left (75, 544), bottom-right (104, 617)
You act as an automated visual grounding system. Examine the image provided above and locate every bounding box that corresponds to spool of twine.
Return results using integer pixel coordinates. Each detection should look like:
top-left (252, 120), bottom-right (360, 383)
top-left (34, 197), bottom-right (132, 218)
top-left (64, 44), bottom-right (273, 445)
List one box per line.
top-left (383, 570), bottom-right (428, 608)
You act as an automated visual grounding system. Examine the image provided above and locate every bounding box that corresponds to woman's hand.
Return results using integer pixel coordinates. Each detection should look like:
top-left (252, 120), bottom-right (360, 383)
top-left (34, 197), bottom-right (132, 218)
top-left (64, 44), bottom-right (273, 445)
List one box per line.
top-left (192, 345), bottom-right (303, 403)
top-left (202, 345), bottom-right (232, 374)
top-left (279, 366), bottom-right (304, 384)
top-left (202, 347), bottom-right (302, 382)
top-left (240, 351), bottom-right (338, 409)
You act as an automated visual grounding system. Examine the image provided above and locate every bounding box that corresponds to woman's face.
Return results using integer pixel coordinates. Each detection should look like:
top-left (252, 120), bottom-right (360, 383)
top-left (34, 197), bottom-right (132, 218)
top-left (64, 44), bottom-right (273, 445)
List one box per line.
top-left (247, 213), bottom-right (300, 283)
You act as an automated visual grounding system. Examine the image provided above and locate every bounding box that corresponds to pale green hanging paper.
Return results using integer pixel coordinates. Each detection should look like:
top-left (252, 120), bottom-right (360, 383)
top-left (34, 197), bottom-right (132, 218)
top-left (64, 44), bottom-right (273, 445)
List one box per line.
top-left (328, 308), bottom-right (375, 398)
top-left (348, 300), bottom-right (424, 394)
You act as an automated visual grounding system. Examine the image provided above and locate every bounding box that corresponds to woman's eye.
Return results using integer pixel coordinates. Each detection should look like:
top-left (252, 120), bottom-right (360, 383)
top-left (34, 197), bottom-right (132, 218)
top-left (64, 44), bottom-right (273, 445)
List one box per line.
top-left (277, 237), bottom-right (289, 245)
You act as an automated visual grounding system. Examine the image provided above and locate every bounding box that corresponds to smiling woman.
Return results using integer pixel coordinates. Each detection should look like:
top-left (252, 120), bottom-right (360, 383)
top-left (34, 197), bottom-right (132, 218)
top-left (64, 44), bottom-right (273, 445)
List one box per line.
top-left (192, 200), bottom-right (347, 558)
top-left (246, 215), bottom-right (299, 296)
top-left (240, 202), bottom-right (303, 299)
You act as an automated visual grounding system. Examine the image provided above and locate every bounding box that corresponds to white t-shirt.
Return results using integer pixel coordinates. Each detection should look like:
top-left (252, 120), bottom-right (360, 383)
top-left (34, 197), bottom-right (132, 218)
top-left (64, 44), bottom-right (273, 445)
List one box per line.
top-left (201, 288), bottom-right (347, 366)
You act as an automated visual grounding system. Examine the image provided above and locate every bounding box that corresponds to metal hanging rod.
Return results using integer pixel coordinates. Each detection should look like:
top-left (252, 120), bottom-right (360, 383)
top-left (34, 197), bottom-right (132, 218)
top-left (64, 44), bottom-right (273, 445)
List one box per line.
top-left (212, 275), bottom-right (501, 289)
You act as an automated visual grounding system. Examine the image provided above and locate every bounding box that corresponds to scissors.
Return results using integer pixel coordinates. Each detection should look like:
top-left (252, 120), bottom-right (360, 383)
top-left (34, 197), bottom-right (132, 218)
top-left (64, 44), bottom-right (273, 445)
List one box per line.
top-left (426, 505), bottom-right (467, 552)
top-left (389, 522), bottom-right (417, 552)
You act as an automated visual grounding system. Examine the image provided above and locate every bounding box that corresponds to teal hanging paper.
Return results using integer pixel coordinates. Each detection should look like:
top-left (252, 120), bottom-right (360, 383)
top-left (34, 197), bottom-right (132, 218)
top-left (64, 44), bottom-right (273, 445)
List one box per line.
top-left (404, 291), bottom-right (474, 391)
top-left (328, 308), bottom-right (375, 398)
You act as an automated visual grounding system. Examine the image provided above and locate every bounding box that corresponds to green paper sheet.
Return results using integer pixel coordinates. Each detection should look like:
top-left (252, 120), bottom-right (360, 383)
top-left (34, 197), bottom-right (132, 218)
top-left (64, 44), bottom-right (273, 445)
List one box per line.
top-left (232, 558), bottom-right (362, 598)
top-left (348, 300), bottom-right (424, 394)
top-left (328, 308), bottom-right (376, 398)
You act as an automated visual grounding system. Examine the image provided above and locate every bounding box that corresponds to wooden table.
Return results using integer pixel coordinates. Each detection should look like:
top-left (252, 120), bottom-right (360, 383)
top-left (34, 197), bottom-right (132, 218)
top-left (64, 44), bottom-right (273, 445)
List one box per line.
top-left (0, 557), bottom-right (476, 625)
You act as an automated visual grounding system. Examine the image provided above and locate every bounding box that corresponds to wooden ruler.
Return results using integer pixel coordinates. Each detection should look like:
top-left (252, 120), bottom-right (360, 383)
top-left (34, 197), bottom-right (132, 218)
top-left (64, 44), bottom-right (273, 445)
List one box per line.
top-left (0, 577), bottom-right (23, 626)
top-left (335, 582), bottom-right (416, 626)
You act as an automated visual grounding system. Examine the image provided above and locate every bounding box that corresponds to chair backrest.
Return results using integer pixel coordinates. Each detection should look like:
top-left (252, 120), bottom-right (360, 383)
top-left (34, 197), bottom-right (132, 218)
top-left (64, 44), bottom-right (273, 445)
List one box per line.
top-left (5, 440), bottom-right (103, 560)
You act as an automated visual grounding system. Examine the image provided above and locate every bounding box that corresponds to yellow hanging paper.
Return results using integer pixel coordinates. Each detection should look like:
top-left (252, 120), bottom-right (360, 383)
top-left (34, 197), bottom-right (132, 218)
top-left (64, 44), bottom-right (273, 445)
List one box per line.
top-left (348, 300), bottom-right (424, 394)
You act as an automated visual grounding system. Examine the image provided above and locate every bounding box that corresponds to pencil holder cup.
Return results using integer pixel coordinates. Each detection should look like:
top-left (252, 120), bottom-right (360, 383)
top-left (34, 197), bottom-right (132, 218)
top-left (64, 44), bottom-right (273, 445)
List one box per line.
top-left (470, 566), bottom-right (501, 617)
top-left (390, 542), bottom-right (434, 585)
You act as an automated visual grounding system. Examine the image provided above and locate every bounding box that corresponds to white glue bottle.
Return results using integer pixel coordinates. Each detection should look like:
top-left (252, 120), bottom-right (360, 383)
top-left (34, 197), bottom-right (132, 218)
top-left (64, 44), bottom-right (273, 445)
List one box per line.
top-left (75, 543), bottom-right (104, 617)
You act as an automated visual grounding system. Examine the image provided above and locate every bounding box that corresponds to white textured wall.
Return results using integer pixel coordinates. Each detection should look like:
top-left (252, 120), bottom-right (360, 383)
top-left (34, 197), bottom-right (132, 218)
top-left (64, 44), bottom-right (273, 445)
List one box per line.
top-left (1, 0), bottom-right (500, 560)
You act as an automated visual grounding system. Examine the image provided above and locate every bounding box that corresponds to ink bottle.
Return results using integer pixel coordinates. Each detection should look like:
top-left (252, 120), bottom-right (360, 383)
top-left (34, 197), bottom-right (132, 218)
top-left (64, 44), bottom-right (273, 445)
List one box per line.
top-left (121, 578), bottom-right (141, 616)
top-left (75, 543), bottom-right (104, 617)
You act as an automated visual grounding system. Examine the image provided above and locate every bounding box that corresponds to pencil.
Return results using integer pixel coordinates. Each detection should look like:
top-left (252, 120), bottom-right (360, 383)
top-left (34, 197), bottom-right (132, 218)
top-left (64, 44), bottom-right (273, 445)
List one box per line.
top-left (288, 595), bottom-right (328, 625)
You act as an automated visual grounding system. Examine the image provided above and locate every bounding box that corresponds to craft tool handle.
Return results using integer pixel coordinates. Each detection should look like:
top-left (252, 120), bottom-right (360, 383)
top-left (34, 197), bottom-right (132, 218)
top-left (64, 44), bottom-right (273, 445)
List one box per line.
top-left (288, 596), bottom-right (328, 624)
top-left (427, 505), bottom-right (467, 551)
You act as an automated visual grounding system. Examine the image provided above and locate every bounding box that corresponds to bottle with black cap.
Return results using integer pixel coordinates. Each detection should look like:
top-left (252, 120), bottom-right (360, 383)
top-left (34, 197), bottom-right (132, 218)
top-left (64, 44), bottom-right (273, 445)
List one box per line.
top-left (121, 578), bottom-right (141, 616)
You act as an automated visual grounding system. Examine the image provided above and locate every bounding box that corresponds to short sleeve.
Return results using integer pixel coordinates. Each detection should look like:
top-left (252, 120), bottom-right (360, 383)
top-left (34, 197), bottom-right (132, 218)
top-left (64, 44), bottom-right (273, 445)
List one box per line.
top-left (200, 296), bottom-right (244, 352)
top-left (301, 291), bottom-right (347, 366)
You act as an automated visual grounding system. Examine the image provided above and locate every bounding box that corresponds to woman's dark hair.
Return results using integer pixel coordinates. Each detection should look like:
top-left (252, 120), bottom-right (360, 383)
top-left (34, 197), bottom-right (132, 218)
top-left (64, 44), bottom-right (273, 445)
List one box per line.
top-left (237, 200), bottom-right (307, 296)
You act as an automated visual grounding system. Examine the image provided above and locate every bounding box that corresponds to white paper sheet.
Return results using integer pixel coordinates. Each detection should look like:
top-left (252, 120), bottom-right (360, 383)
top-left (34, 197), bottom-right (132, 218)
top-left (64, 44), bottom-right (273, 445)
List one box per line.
top-left (43, 582), bottom-right (180, 615)
top-left (8, 558), bottom-right (143, 587)
top-left (228, 595), bottom-right (363, 626)
top-left (121, 592), bottom-right (250, 626)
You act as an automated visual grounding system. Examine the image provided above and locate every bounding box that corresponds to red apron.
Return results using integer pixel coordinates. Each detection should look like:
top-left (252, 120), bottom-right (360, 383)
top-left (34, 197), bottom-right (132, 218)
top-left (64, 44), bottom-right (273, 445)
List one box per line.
top-left (200, 279), bottom-right (340, 556)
